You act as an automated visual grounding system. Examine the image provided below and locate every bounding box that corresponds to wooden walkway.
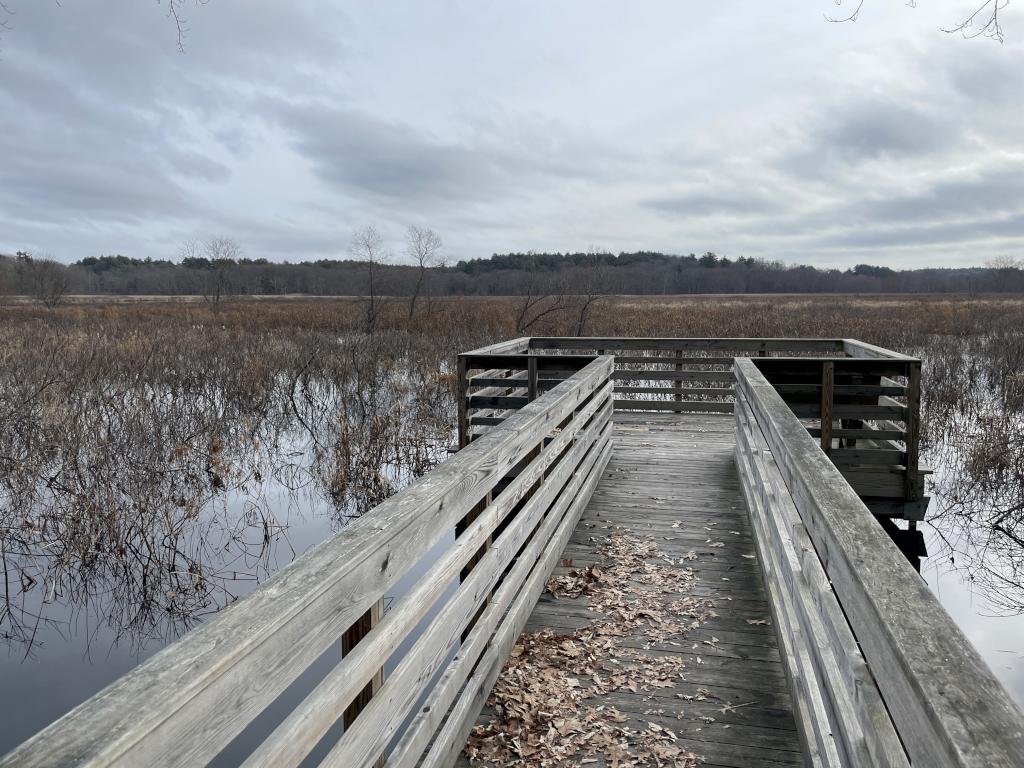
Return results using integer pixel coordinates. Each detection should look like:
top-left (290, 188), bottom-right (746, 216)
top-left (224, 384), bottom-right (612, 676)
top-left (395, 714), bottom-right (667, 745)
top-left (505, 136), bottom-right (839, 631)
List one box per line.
top-left (459, 412), bottom-right (802, 767)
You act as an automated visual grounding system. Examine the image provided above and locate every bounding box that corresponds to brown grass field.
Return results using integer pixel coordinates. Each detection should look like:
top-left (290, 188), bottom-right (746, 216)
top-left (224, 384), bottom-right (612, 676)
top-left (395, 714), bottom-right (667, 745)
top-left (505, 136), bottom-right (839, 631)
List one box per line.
top-left (2, 291), bottom-right (1024, 643)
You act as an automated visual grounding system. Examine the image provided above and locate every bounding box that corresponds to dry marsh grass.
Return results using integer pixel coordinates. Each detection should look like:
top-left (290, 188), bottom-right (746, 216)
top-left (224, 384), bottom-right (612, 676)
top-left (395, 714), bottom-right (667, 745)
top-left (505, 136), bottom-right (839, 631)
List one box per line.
top-left (2, 292), bottom-right (1024, 651)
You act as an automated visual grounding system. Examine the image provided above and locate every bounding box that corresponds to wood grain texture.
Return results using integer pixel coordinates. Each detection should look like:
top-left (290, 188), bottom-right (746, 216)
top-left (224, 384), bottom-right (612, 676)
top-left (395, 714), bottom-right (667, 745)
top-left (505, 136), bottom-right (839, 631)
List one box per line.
top-left (455, 412), bottom-right (802, 768)
top-left (734, 357), bottom-right (1024, 767)
top-left (736, 394), bottom-right (908, 768)
top-left (1, 358), bottom-right (614, 768)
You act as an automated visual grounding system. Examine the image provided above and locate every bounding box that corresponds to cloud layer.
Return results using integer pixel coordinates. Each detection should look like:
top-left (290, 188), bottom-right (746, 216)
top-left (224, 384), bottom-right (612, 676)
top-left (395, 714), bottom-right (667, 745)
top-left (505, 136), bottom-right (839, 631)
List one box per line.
top-left (1, 0), bottom-right (1022, 267)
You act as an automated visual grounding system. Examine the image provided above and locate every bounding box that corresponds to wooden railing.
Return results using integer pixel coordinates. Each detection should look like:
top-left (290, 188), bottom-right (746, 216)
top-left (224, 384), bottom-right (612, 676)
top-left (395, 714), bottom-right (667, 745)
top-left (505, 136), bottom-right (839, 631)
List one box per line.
top-left (734, 357), bottom-right (1024, 767)
top-left (457, 337), bottom-right (925, 520)
top-left (2, 357), bottom-right (616, 768)
top-left (752, 347), bottom-right (925, 520)
top-left (529, 336), bottom-right (847, 413)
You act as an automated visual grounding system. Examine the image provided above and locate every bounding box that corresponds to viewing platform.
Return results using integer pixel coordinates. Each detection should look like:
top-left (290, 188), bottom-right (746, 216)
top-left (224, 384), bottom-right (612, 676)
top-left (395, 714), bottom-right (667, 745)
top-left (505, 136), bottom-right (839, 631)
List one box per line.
top-left (4, 338), bottom-right (1024, 768)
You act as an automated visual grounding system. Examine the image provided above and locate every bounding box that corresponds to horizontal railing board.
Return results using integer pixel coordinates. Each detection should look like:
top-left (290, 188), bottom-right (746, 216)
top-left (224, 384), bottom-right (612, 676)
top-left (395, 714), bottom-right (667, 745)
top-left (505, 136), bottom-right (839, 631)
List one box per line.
top-left (610, 355), bottom-right (735, 366)
top-left (613, 385), bottom-right (734, 396)
top-left (788, 403), bottom-right (908, 419)
top-left (460, 353), bottom-right (594, 372)
top-left (468, 370), bottom-right (527, 384)
top-left (469, 376), bottom-right (564, 390)
top-left (393, 433), bottom-right (613, 768)
top-left (830, 448), bottom-right (906, 466)
top-left (240, 385), bottom-right (614, 768)
top-left (808, 427), bottom-right (906, 442)
top-left (530, 337), bottom-right (847, 353)
top-left (755, 358), bottom-right (913, 378)
top-left (3, 357), bottom-right (614, 768)
top-left (734, 357), bottom-right (1024, 767)
top-left (844, 472), bottom-right (921, 499)
top-left (469, 415), bottom-right (514, 426)
top-left (735, 396), bottom-right (909, 768)
top-left (461, 337), bottom-right (532, 357)
top-left (467, 395), bottom-right (530, 409)
top-left (613, 399), bottom-right (735, 413)
top-left (842, 339), bottom-right (917, 361)
top-left (772, 384), bottom-right (906, 397)
top-left (415, 440), bottom-right (613, 768)
top-left (320, 408), bottom-right (614, 767)
top-left (613, 369), bottom-right (736, 382)
top-left (737, 402), bottom-right (864, 765)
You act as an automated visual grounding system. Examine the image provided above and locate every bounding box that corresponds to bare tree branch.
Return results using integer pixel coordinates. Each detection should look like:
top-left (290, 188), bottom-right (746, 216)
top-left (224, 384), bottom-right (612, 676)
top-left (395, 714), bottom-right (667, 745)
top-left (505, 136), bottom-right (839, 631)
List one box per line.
top-left (159, 0), bottom-right (210, 53)
top-left (352, 226), bottom-right (388, 332)
top-left (942, 0), bottom-right (1008, 42)
top-left (825, 0), bottom-right (866, 24)
top-left (405, 226), bottom-right (443, 320)
top-left (825, 0), bottom-right (1009, 41)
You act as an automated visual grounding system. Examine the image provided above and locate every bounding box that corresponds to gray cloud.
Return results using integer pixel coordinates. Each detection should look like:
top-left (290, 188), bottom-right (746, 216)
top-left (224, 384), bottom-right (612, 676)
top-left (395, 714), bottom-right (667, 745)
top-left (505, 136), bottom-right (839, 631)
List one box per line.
top-left (0, 1), bottom-right (1022, 267)
top-left (268, 102), bottom-right (490, 202)
top-left (641, 187), bottom-right (786, 218)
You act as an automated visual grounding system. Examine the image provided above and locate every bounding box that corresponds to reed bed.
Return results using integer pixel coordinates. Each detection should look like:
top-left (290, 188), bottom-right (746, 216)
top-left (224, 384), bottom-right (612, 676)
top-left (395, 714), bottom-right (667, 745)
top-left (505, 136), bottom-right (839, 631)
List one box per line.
top-left (1, 292), bottom-right (1023, 652)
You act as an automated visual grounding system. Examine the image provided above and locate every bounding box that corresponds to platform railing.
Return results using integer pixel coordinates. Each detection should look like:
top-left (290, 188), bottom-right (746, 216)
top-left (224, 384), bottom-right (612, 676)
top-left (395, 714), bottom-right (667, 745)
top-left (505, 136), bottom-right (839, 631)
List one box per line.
top-left (457, 337), bottom-right (925, 519)
top-left (2, 358), bottom-right (615, 768)
top-left (734, 357), bottom-right (1024, 767)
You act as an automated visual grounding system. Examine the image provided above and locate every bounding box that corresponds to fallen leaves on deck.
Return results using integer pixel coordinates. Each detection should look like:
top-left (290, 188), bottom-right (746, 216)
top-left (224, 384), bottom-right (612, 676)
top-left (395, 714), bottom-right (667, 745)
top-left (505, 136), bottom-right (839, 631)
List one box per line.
top-left (464, 532), bottom-right (714, 767)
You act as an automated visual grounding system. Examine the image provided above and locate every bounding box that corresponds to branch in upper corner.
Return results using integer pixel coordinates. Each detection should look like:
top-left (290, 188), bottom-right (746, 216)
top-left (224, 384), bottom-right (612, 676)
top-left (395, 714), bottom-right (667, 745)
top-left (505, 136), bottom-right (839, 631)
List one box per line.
top-left (159, 0), bottom-right (210, 53)
top-left (825, 0), bottom-right (866, 24)
top-left (942, 0), bottom-right (1008, 43)
top-left (825, 0), bottom-right (1009, 42)
top-left (0, 1), bottom-right (12, 35)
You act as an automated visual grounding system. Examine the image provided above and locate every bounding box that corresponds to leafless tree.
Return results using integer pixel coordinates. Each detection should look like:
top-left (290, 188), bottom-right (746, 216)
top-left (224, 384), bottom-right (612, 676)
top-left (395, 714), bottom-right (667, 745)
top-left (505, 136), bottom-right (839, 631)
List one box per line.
top-left (181, 237), bottom-right (241, 308)
top-left (406, 226), bottom-right (444, 320)
top-left (205, 237), bottom-right (241, 307)
top-left (573, 253), bottom-right (614, 337)
top-left (986, 255), bottom-right (1023, 270)
top-left (15, 251), bottom-right (68, 308)
top-left (352, 226), bottom-right (388, 332)
top-left (514, 256), bottom-right (573, 334)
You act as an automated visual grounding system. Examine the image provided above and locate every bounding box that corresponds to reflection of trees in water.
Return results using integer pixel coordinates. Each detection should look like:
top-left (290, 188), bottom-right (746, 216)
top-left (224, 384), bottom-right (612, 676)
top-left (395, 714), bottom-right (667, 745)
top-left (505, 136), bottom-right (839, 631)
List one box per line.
top-left (921, 329), bottom-right (1024, 615)
top-left (0, 329), bottom-right (455, 656)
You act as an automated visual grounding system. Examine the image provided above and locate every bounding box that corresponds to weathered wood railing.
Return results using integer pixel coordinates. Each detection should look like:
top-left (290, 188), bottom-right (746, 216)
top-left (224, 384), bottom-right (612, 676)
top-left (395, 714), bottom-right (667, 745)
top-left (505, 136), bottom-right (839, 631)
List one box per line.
top-left (458, 337), bottom-right (926, 520)
top-left (734, 357), bottom-right (1024, 767)
top-left (1, 357), bottom-right (615, 768)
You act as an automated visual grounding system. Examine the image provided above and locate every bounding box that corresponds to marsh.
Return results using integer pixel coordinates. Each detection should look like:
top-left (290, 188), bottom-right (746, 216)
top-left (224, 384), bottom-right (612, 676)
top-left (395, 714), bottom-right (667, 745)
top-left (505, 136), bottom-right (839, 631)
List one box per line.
top-left (3, 294), bottom-right (1024, 755)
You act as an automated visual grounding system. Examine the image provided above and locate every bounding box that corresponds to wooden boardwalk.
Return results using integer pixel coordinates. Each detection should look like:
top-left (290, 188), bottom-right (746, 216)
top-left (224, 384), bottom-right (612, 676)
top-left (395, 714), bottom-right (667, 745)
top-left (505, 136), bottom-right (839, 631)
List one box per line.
top-left (459, 412), bottom-right (802, 767)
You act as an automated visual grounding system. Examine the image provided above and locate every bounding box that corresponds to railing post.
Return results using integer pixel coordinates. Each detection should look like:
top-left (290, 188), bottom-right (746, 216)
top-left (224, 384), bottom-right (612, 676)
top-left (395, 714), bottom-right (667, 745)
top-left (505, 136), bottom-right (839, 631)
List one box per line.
top-left (527, 355), bottom-right (539, 401)
top-left (820, 361), bottom-right (834, 455)
top-left (457, 354), bottom-right (469, 449)
top-left (674, 348), bottom-right (683, 408)
top-left (904, 360), bottom-right (921, 500)
top-left (341, 599), bottom-right (385, 767)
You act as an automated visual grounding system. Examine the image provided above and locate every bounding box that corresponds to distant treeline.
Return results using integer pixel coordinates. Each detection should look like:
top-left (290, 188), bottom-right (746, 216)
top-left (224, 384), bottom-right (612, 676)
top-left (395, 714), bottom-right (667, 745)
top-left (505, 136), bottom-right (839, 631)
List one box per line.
top-left (1, 249), bottom-right (1023, 300)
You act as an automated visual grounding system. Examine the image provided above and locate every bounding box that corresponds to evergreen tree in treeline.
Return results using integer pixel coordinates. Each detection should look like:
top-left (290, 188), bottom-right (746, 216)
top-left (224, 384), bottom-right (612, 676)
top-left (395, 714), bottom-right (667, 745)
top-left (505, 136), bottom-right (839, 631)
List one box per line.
top-left (1, 248), bottom-right (1023, 299)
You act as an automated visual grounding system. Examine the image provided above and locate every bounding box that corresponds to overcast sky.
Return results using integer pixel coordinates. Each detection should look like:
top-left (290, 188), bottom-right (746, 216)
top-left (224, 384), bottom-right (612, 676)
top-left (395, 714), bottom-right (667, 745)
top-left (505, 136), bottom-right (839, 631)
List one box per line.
top-left (1, 1), bottom-right (1021, 268)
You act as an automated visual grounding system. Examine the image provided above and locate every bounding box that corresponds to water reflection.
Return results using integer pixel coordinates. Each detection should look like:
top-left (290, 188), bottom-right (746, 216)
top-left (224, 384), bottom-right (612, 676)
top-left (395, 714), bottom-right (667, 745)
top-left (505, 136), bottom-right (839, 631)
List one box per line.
top-left (922, 376), bottom-right (1024, 616)
top-left (917, 336), bottom-right (1024, 706)
top-left (0, 343), bottom-right (453, 755)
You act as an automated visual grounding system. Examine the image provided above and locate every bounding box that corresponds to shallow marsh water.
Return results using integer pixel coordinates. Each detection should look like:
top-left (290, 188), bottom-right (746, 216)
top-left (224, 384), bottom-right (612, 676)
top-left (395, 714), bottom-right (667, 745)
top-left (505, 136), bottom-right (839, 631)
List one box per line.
top-left (918, 379), bottom-right (1024, 708)
top-left (0, 420), bottom-right (453, 760)
top-left (3, 332), bottom-right (1024, 759)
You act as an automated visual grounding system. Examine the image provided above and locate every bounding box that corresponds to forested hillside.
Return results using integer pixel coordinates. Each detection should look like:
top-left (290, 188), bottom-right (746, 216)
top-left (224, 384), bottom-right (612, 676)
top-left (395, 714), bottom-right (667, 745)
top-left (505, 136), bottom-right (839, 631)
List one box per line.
top-left (1, 249), bottom-right (1022, 300)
